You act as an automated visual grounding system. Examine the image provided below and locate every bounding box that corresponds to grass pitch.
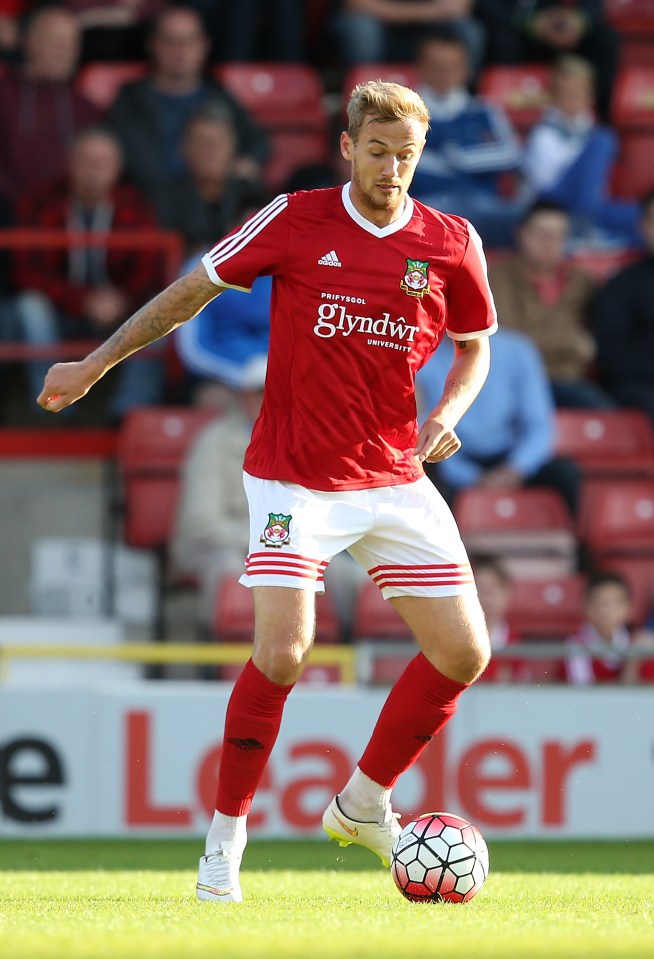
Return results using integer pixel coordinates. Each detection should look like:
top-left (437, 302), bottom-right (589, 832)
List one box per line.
top-left (1, 839), bottom-right (653, 959)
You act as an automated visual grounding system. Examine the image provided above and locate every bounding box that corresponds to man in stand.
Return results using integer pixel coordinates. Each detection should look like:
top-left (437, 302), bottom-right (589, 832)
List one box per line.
top-left (38, 81), bottom-right (497, 903)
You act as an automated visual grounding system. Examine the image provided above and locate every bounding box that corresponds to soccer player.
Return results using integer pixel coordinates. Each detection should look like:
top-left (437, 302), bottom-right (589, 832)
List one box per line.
top-left (38, 81), bottom-right (497, 903)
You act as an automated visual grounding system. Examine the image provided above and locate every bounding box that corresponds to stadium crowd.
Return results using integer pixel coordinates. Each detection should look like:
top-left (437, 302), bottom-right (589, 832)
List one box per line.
top-left (1, 0), bottom-right (654, 680)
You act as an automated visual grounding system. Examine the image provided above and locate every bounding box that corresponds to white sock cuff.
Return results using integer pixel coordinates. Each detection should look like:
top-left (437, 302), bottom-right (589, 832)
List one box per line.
top-left (205, 810), bottom-right (247, 854)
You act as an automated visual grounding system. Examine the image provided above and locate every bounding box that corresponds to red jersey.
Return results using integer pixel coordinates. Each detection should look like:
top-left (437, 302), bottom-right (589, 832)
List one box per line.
top-left (202, 184), bottom-right (497, 491)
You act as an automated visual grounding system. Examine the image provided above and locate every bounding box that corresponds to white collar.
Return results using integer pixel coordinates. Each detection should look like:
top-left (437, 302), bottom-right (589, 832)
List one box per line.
top-left (341, 182), bottom-right (414, 238)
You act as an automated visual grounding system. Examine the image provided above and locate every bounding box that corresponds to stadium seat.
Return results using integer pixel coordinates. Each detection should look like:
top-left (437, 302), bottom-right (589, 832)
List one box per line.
top-left (453, 488), bottom-right (577, 567)
top-left (342, 63), bottom-right (419, 99)
top-left (568, 247), bottom-right (640, 282)
top-left (611, 66), bottom-right (654, 131)
top-left (352, 579), bottom-right (412, 641)
top-left (477, 65), bottom-right (550, 134)
top-left (578, 480), bottom-right (654, 557)
top-left (76, 61), bottom-right (148, 110)
top-left (611, 132), bottom-right (654, 198)
top-left (605, 0), bottom-right (654, 35)
top-left (554, 409), bottom-right (654, 480)
top-left (214, 63), bottom-right (328, 131)
top-left (262, 128), bottom-right (331, 191)
top-left (506, 574), bottom-right (586, 639)
top-left (116, 406), bottom-right (217, 550)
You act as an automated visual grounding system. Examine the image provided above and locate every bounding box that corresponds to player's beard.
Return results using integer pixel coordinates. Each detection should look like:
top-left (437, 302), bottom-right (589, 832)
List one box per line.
top-left (351, 165), bottom-right (406, 215)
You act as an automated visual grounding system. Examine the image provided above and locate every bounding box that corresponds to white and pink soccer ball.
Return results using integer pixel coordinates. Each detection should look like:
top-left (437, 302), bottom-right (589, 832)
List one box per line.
top-left (391, 811), bottom-right (489, 903)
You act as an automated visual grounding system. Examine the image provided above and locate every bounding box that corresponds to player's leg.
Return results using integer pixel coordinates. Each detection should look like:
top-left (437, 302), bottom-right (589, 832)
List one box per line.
top-left (198, 584), bottom-right (316, 903)
top-left (324, 477), bottom-right (488, 866)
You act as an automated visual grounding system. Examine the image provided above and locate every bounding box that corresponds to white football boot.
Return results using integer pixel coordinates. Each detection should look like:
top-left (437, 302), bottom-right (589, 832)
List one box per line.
top-left (196, 840), bottom-right (244, 902)
top-left (322, 795), bottom-right (401, 868)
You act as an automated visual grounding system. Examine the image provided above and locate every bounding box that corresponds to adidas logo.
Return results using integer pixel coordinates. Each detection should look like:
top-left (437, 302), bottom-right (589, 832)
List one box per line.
top-left (318, 250), bottom-right (342, 267)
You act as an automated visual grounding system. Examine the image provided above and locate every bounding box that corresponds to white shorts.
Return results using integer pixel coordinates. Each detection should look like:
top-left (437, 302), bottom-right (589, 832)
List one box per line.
top-left (240, 473), bottom-right (475, 599)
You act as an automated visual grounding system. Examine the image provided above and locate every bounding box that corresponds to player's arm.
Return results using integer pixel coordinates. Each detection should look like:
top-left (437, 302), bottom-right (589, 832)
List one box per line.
top-left (37, 263), bottom-right (223, 412)
top-left (414, 336), bottom-right (490, 463)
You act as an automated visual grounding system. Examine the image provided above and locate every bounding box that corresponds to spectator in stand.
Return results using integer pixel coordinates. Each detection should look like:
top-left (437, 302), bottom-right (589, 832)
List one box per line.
top-left (564, 572), bottom-right (654, 684)
top-left (171, 356), bottom-right (268, 626)
top-left (0, 186), bottom-right (21, 411)
top-left (410, 26), bottom-right (522, 248)
top-left (334, 0), bottom-right (485, 78)
top-left (472, 554), bottom-right (527, 682)
top-left (172, 355), bottom-right (365, 632)
top-left (521, 55), bottom-right (640, 250)
top-left (157, 102), bottom-right (263, 256)
top-left (174, 189), bottom-right (271, 406)
top-left (0, 0), bottom-right (26, 61)
top-left (13, 127), bottom-right (163, 421)
top-left (187, 0), bottom-right (306, 62)
top-left (107, 4), bottom-right (269, 219)
top-left (591, 190), bottom-right (654, 423)
top-left (63, 0), bottom-right (165, 62)
top-left (489, 200), bottom-right (614, 409)
top-left (475, 0), bottom-right (619, 122)
top-left (416, 326), bottom-right (581, 516)
top-left (0, 4), bottom-right (100, 199)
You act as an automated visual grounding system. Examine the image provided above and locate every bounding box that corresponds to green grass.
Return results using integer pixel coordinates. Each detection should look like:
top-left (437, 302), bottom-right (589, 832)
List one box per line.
top-left (1, 839), bottom-right (653, 959)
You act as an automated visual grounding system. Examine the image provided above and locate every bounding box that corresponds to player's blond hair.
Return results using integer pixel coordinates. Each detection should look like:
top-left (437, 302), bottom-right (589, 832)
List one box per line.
top-left (347, 80), bottom-right (430, 142)
top-left (550, 54), bottom-right (595, 91)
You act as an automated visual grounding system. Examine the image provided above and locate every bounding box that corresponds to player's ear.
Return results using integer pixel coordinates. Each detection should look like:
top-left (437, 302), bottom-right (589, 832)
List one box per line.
top-left (340, 131), bottom-right (353, 162)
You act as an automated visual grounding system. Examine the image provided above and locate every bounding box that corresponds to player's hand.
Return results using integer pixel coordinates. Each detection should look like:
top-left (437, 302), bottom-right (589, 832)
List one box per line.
top-left (413, 419), bottom-right (461, 463)
top-left (37, 359), bottom-right (102, 412)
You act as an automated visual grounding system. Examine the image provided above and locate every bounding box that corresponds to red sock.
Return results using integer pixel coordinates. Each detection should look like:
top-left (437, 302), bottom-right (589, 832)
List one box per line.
top-left (358, 652), bottom-right (468, 788)
top-left (216, 658), bottom-right (294, 816)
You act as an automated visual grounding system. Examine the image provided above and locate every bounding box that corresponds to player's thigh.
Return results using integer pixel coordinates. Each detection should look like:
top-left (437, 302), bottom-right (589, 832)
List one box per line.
top-left (390, 592), bottom-right (490, 683)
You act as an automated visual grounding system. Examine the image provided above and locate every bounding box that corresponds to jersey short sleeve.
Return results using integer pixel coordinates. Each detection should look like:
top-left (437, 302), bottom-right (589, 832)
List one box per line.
top-left (446, 222), bottom-right (498, 340)
top-left (201, 193), bottom-right (289, 291)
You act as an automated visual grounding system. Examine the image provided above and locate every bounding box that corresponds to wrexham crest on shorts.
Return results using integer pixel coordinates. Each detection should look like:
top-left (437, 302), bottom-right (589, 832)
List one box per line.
top-left (260, 512), bottom-right (292, 548)
top-left (400, 258), bottom-right (430, 297)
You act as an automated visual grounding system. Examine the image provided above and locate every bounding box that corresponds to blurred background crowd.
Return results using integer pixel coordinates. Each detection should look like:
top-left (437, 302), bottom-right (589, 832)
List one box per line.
top-left (1, 0), bottom-right (654, 683)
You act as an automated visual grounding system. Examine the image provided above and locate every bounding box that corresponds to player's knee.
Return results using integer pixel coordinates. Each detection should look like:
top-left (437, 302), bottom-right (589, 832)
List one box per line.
top-left (252, 642), bottom-right (311, 685)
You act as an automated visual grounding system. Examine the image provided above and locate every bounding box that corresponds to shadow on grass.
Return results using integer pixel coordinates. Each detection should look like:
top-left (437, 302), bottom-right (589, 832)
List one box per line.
top-left (1, 839), bottom-right (653, 875)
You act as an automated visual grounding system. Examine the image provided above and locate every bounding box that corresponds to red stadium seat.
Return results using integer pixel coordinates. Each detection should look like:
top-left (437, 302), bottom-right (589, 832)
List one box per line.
top-left (506, 575), bottom-right (586, 639)
top-left (478, 65), bottom-right (550, 133)
top-left (611, 132), bottom-right (654, 198)
top-left (76, 61), bottom-right (148, 111)
top-left (352, 579), bottom-right (412, 641)
top-left (579, 480), bottom-right (654, 557)
top-left (611, 66), bottom-right (654, 131)
top-left (214, 63), bottom-right (328, 131)
top-left (117, 406), bottom-right (218, 549)
top-left (453, 488), bottom-right (577, 567)
top-left (342, 63), bottom-right (419, 99)
top-left (568, 247), bottom-right (640, 282)
top-left (554, 409), bottom-right (654, 480)
top-left (262, 128), bottom-right (330, 191)
top-left (605, 0), bottom-right (654, 35)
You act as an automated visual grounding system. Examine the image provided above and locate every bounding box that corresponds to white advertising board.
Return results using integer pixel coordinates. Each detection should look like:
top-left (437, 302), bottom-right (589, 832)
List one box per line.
top-left (1, 683), bottom-right (652, 838)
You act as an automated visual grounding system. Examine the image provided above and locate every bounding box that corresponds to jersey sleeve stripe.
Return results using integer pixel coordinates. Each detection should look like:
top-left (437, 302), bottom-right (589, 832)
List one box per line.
top-left (208, 193), bottom-right (288, 267)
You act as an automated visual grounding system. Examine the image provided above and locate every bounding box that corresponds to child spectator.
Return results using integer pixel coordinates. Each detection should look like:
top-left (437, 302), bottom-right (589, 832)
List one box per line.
top-left (565, 572), bottom-right (654, 684)
top-left (472, 555), bottom-right (527, 682)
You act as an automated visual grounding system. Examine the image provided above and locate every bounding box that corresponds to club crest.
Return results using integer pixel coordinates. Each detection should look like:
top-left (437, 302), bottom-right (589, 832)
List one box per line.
top-left (400, 258), bottom-right (430, 297)
top-left (260, 512), bottom-right (292, 548)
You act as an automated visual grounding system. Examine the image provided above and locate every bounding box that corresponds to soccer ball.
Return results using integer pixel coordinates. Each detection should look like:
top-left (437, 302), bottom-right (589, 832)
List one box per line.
top-left (391, 811), bottom-right (489, 903)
